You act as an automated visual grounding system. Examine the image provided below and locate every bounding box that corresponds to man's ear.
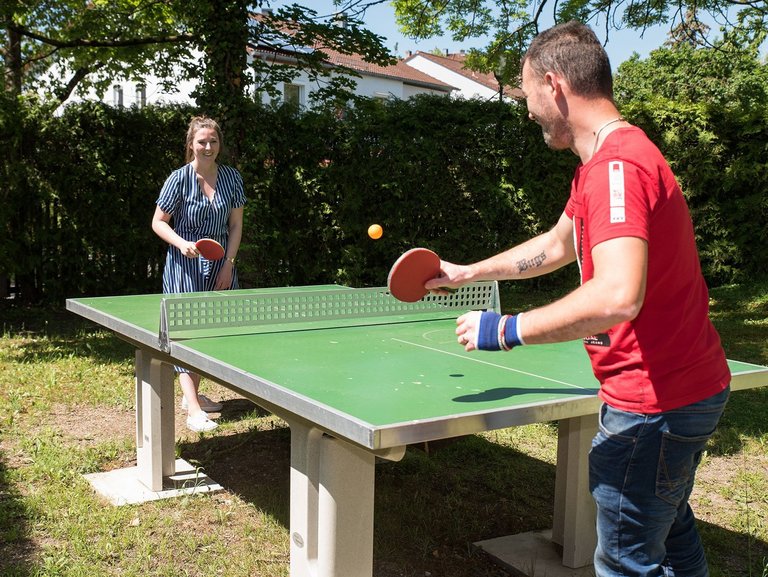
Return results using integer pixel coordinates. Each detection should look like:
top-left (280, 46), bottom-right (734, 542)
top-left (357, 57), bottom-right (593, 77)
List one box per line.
top-left (543, 71), bottom-right (563, 97)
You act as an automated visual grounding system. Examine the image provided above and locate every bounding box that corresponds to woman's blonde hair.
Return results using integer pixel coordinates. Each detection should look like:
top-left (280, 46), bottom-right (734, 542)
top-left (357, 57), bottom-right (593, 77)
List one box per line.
top-left (185, 116), bottom-right (224, 163)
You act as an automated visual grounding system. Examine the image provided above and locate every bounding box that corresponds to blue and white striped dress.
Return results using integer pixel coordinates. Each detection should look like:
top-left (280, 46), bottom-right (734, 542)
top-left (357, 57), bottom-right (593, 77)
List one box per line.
top-left (157, 163), bottom-right (246, 293)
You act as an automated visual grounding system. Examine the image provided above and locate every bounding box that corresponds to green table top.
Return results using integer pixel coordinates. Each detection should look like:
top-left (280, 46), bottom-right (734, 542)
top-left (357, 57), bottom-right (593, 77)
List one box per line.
top-left (67, 287), bottom-right (768, 449)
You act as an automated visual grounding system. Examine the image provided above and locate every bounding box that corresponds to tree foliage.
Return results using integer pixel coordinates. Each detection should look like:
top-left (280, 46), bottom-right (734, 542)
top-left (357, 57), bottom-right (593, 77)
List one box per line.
top-left (614, 27), bottom-right (768, 284)
top-left (2, 0), bottom-right (197, 100)
top-left (384, 0), bottom-right (768, 85)
top-left (0, 1), bottom-right (395, 115)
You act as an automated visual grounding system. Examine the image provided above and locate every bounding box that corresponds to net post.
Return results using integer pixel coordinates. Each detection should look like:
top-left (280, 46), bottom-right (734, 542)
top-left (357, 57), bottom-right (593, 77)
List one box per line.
top-left (158, 299), bottom-right (170, 353)
top-left (491, 280), bottom-right (501, 313)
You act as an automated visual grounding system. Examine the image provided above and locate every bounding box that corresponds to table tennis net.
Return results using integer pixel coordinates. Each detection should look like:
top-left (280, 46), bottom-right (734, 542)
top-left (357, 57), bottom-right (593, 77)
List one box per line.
top-left (158, 282), bottom-right (499, 351)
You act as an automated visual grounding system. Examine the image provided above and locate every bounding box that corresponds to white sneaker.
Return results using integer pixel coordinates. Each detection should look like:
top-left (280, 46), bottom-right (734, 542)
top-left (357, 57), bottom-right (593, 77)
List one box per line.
top-left (181, 394), bottom-right (223, 413)
top-left (186, 411), bottom-right (218, 433)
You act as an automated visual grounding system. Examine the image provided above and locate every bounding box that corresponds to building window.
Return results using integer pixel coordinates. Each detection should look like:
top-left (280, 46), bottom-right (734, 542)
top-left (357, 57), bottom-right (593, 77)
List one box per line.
top-left (113, 85), bottom-right (123, 107)
top-left (135, 84), bottom-right (146, 108)
top-left (284, 83), bottom-right (303, 108)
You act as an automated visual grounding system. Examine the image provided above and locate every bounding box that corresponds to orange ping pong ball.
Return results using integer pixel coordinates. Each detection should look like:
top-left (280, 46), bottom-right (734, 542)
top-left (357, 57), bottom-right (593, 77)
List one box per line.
top-left (368, 224), bottom-right (383, 240)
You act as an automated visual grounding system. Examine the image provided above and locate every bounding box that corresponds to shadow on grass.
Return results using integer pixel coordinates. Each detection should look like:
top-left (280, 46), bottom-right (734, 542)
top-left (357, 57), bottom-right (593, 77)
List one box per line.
top-left (709, 281), bottom-right (768, 368)
top-left (0, 453), bottom-right (33, 577)
top-left (178, 399), bottom-right (291, 524)
top-left (176, 403), bottom-right (767, 577)
top-left (2, 323), bottom-right (134, 370)
top-left (710, 388), bottom-right (768, 456)
top-left (700, 519), bottom-right (768, 577)
top-left (179, 425), bottom-right (553, 577)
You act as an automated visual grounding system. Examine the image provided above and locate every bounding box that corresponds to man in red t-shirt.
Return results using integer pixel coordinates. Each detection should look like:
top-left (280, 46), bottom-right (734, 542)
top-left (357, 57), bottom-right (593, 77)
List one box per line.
top-left (427, 21), bottom-right (730, 577)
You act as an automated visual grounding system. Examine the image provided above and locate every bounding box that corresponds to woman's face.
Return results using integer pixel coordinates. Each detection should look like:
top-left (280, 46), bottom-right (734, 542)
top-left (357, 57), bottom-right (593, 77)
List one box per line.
top-left (190, 127), bottom-right (220, 163)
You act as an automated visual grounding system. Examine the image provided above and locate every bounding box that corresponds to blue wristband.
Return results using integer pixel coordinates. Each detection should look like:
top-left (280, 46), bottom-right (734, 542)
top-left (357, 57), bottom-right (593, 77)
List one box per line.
top-left (476, 312), bottom-right (525, 351)
top-left (477, 311), bottom-right (503, 351)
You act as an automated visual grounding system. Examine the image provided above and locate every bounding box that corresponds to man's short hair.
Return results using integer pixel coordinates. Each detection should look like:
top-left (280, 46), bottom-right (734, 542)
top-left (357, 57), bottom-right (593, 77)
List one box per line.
top-left (522, 21), bottom-right (613, 98)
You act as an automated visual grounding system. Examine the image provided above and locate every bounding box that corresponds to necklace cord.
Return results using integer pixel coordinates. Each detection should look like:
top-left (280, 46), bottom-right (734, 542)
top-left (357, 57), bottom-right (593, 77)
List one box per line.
top-left (592, 116), bottom-right (625, 156)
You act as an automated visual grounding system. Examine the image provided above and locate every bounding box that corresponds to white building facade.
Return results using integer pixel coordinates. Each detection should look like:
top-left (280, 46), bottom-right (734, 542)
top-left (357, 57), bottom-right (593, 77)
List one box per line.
top-left (403, 51), bottom-right (521, 102)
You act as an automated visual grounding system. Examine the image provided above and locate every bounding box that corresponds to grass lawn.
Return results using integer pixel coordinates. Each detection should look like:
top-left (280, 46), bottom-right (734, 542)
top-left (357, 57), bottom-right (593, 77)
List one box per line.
top-left (0, 280), bottom-right (766, 577)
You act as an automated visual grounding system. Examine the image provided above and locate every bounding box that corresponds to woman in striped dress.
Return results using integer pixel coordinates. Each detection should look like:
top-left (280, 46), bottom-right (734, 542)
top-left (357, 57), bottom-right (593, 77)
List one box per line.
top-left (151, 116), bottom-right (246, 432)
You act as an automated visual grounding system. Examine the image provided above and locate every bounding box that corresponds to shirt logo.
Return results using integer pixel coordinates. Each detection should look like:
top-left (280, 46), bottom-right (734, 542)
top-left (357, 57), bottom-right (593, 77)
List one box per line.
top-left (608, 161), bottom-right (625, 223)
top-left (584, 333), bottom-right (611, 347)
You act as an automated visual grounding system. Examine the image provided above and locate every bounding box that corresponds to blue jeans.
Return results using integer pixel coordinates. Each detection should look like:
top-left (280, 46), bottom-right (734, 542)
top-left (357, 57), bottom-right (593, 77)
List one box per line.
top-left (589, 386), bottom-right (730, 577)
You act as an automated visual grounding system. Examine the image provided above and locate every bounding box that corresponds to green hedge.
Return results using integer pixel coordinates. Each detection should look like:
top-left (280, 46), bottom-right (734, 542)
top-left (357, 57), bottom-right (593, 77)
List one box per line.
top-left (1, 92), bottom-right (765, 304)
top-left (619, 97), bottom-right (768, 287)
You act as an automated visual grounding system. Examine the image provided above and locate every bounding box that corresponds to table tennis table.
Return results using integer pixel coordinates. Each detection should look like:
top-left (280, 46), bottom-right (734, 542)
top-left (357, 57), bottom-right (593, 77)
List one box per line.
top-left (66, 283), bottom-right (768, 577)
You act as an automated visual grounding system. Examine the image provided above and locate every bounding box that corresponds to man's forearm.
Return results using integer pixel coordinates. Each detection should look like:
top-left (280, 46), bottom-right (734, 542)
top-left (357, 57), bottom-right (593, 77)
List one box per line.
top-left (467, 224), bottom-right (575, 282)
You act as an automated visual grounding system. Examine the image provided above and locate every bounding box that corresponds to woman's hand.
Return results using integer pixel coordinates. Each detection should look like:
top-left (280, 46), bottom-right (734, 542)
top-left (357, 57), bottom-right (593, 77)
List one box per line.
top-left (179, 241), bottom-right (199, 259)
top-left (214, 260), bottom-right (234, 290)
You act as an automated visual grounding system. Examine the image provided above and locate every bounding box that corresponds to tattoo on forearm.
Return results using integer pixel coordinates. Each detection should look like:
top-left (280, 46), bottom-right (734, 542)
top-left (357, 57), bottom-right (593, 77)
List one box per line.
top-left (517, 251), bottom-right (547, 274)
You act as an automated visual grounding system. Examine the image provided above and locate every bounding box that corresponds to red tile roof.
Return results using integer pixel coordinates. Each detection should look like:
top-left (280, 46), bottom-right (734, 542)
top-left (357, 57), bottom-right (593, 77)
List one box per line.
top-left (250, 13), bottom-right (453, 93)
top-left (318, 46), bottom-right (454, 91)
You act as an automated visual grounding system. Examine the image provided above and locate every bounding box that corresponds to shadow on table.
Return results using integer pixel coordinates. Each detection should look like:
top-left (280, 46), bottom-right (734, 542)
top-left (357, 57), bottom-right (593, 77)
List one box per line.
top-left (453, 386), bottom-right (596, 403)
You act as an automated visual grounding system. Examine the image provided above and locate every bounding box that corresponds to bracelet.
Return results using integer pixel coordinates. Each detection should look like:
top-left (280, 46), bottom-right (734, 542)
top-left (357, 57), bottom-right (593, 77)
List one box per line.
top-left (226, 256), bottom-right (236, 265)
top-left (498, 315), bottom-right (512, 351)
top-left (503, 312), bottom-right (525, 349)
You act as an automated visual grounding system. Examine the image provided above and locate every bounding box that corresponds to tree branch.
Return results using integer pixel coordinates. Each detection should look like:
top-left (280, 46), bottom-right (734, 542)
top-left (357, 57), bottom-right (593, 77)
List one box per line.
top-left (55, 62), bottom-right (105, 103)
top-left (8, 22), bottom-right (196, 49)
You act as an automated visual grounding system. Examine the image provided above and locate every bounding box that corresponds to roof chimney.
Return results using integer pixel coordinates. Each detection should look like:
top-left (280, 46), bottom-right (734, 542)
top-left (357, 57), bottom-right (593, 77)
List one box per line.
top-left (444, 49), bottom-right (449, 56)
top-left (333, 12), bottom-right (347, 28)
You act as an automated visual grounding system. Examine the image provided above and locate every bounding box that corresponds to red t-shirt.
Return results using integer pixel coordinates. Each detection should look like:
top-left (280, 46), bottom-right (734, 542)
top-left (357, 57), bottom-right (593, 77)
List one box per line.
top-left (565, 126), bottom-right (729, 413)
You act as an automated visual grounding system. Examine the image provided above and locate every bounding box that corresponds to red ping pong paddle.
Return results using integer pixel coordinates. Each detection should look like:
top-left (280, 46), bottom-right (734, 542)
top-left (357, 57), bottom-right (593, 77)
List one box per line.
top-left (195, 238), bottom-right (225, 260)
top-left (387, 248), bottom-right (453, 302)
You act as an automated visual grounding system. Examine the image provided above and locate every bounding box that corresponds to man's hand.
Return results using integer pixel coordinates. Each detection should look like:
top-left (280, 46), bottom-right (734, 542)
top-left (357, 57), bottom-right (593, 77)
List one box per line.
top-left (425, 260), bottom-right (470, 294)
top-left (456, 310), bottom-right (482, 351)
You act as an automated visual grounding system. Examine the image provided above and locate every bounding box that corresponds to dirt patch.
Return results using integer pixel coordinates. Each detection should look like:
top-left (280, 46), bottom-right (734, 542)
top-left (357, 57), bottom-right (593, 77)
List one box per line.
top-left (692, 450), bottom-right (768, 516)
top-left (50, 402), bottom-right (134, 444)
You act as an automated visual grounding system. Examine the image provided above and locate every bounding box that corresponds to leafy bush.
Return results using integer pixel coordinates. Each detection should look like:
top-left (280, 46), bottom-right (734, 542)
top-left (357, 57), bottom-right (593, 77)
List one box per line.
top-left (615, 36), bottom-right (768, 284)
top-left (1, 96), bottom-right (578, 302)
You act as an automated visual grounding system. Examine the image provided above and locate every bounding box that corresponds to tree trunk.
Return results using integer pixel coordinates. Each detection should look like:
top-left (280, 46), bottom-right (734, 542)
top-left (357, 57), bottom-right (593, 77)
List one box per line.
top-left (4, 25), bottom-right (22, 95)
